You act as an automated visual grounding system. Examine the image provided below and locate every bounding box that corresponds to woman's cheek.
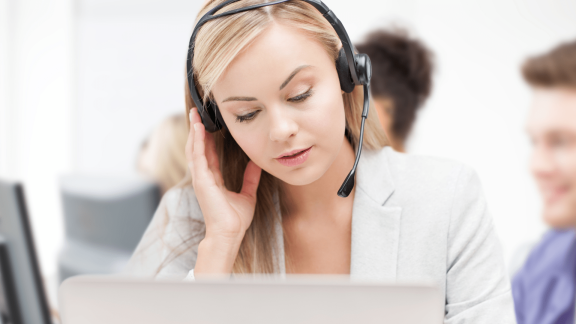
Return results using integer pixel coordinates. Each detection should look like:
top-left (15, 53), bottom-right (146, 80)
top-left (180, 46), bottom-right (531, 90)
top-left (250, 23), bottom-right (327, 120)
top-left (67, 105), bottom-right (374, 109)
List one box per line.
top-left (310, 98), bottom-right (346, 144)
top-left (235, 133), bottom-right (269, 168)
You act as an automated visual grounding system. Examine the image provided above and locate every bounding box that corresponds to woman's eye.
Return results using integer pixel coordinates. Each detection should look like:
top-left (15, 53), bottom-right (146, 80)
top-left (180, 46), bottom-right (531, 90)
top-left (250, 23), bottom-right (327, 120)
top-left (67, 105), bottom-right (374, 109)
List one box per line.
top-left (288, 88), bottom-right (313, 103)
top-left (235, 110), bottom-right (260, 123)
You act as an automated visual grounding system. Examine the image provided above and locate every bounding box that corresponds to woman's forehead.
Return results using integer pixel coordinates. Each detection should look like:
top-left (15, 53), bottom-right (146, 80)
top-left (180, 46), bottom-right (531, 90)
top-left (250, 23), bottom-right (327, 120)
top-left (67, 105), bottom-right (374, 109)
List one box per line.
top-left (212, 23), bottom-right (332, 98)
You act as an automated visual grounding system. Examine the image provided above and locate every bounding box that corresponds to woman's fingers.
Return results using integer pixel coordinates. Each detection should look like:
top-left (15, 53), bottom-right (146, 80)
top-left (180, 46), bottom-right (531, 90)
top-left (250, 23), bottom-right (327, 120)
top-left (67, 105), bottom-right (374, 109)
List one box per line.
top-left (204, 132), bottom-right (225, 187)
top-left (187, 107), bottom-right (223, 188)
top-left (186, 109), bottom-right (203, 160)
top-left (185, 115), bottom-right (196, 174)
top-left (240, 160), bottom-right (262, 200)
top-left (192, 122), bottom-right (214, 186)
top-left (187, 108), bottom-right (208, 179)
top-left (189, 107), bottom-right (203, 124)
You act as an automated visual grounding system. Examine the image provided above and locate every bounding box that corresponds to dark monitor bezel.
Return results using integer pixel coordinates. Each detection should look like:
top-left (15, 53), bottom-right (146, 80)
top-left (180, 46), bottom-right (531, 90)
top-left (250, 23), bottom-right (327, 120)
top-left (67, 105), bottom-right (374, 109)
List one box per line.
top-left (0, 181), bottom-right (51, 324)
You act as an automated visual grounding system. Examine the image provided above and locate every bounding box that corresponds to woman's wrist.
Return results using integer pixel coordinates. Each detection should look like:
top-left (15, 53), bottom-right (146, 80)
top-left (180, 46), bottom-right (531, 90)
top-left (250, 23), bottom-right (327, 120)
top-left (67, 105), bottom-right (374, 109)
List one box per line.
top-left (194, 234), bottom-right (244, 276)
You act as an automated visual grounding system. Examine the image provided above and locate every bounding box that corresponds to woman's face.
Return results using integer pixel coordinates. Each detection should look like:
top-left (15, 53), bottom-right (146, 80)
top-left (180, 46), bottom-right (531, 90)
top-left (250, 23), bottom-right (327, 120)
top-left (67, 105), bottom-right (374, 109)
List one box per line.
top-left (211, 23), bottom-right (346, 186)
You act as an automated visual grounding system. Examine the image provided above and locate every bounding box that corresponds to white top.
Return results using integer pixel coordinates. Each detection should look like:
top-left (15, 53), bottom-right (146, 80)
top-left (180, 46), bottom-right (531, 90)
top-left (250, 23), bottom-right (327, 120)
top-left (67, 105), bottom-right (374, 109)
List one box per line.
top-left (184, 269), bottom-right (195, 281)
top-left (126, 147), bottom-right (516, 323)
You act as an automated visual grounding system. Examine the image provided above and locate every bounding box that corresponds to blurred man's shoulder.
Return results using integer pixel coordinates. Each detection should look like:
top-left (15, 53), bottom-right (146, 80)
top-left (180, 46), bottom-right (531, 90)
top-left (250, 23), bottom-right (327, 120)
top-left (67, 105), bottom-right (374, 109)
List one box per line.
top-left (516, 229), bottom-right (576, 281)
top-left (526, 230), bottom-right (575, 268)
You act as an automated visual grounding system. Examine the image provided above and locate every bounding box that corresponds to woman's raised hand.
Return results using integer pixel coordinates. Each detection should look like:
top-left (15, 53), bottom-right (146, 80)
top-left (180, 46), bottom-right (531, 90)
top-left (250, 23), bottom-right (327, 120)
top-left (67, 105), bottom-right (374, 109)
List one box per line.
top-left (186, 108), bottom-right (262, 275)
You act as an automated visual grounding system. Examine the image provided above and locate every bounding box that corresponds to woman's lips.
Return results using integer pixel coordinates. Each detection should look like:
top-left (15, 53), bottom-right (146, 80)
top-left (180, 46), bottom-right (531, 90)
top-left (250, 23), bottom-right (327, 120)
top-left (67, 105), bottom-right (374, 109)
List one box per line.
top-left (276, 147), bottom-right (312, 167)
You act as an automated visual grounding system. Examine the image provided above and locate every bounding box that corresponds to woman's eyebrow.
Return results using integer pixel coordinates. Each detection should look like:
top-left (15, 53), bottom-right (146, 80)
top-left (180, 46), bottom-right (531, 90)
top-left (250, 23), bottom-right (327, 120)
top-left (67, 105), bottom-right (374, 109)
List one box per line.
top-left (279, 65), bottom-right (311, 90)
top-left (222, 96), bottom-right (258, 103)
top-left (221, 65), bottom-right (312, 103)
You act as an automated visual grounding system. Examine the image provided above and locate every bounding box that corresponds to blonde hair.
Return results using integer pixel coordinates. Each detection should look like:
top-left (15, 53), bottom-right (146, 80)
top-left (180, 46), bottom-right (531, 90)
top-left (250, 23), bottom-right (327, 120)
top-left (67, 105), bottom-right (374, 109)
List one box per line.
top-left (138, 114), bottom-right (189, 195)
top-left (180, 0), bottom-right (387, 274)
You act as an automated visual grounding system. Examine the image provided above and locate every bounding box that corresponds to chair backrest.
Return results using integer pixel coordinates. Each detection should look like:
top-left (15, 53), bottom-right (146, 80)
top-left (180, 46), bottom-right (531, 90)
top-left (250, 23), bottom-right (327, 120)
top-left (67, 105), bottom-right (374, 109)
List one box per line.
top-left (60, 175), bottom-right (160, 252)
top-left (58, 175), bottom-right (160, 282)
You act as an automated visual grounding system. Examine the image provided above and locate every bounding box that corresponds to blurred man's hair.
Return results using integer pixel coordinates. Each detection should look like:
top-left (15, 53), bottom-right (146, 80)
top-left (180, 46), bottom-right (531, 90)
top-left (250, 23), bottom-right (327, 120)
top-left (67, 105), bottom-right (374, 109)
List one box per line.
top-left (523, 39), bottom-right (576, 89)
top-left (355, 28), bottom-right (434, 143)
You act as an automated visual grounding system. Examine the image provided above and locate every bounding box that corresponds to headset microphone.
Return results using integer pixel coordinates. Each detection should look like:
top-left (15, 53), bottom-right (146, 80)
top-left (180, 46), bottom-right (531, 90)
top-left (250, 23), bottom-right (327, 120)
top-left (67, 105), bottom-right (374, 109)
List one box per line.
top-left (337, 83), bottom-right (370, 198)
top-left (187, 0), bottom-right (372, 198)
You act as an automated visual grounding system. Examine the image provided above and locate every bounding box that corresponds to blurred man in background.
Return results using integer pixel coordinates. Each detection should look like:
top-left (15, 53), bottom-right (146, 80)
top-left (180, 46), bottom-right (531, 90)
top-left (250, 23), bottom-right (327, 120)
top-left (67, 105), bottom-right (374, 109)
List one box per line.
top-left (513, 39), bottom-right (576, 324)
top-left (355, 28), bottom-right (434, 152)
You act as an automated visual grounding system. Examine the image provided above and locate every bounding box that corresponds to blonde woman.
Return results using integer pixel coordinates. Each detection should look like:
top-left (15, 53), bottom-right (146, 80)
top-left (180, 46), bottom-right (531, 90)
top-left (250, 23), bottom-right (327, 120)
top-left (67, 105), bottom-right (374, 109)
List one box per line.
top-left (127, 0), bottom-right (515, 321)
top-left (138, 114), bottom-right (189, 195)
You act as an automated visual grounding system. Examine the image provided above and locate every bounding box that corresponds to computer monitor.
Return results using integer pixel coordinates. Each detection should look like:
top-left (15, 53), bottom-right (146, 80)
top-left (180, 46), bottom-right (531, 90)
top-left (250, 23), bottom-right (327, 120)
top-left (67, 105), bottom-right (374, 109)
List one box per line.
top-left (0, 180), bottom-right (51, 324)
top-left (0, 238), bottom-right (22, 324)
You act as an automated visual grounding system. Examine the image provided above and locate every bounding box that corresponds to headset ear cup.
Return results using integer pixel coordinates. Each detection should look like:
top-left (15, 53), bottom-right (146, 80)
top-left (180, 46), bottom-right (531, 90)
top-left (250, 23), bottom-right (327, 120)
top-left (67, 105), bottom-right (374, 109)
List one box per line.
top-left (354, 53), bottom-right (372, 85)
top-left (336, 48), bottom-right (355, 93)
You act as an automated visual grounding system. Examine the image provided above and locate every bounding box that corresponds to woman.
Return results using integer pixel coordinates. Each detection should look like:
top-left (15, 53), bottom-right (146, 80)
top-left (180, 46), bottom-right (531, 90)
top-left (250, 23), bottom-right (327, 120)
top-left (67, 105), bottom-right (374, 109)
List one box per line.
top-left (127, 0), bottom-right (515, 321)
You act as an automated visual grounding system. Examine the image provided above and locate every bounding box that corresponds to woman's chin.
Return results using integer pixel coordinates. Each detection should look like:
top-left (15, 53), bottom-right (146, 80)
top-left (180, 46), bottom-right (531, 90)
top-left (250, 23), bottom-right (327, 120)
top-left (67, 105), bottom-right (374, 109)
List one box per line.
top-left (271, 165), bottom-right (327, 187)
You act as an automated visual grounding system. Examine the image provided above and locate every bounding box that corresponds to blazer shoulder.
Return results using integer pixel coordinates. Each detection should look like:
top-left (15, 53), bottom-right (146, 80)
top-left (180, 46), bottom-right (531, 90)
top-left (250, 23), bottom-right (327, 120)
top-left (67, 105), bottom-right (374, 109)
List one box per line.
top-left (383, 147), bottom-right (475, 192)
top-left (162, 184), bottom-right (204, 223)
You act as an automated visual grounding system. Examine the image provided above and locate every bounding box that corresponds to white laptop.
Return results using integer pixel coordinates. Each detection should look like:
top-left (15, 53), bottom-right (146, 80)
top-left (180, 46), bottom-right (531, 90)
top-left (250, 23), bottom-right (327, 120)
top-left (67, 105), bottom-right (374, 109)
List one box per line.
top-left (59, 275), bottom-right (443, 324)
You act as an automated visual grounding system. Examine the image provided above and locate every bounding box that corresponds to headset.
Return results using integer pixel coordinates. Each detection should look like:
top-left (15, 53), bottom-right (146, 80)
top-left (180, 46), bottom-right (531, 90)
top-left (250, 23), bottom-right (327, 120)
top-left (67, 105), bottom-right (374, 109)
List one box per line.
top-left (186, 0), bottom-right (371, 198)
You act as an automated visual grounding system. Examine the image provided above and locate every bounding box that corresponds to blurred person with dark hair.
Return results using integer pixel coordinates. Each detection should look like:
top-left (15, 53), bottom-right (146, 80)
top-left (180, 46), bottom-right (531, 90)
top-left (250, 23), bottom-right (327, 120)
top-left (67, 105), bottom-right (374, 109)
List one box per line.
top-left (355, 28), bottom-right (434, 152)
top-left (137, 114), bottom-right (189, 195)
top-left (513, 39), bottom-right (576, 324)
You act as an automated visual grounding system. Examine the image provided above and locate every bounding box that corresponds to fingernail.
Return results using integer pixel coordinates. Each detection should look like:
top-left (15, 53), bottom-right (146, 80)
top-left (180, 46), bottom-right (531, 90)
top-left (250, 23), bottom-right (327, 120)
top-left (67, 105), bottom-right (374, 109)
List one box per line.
top-left (189, 110), bottom-right (193, 123)
top-left (193, 123), bottom-right (199, 131)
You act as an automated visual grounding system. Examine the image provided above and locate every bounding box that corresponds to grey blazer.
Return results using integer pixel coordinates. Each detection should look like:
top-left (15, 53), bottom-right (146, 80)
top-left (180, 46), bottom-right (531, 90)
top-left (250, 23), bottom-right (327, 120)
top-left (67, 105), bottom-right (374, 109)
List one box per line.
top-left (127, 147), bottom-right (516, 323)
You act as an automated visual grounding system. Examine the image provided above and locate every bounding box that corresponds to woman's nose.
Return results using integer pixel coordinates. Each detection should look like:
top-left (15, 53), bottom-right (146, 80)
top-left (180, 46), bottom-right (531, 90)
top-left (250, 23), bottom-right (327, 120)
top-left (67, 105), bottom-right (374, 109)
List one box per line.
top-left (268, 108), bottom-right (298, 142)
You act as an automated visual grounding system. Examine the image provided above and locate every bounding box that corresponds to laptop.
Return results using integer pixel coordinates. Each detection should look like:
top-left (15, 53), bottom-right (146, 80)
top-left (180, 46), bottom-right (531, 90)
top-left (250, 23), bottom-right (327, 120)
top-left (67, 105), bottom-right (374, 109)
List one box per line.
top-left (0, 180), bottom-right (52, 324)
top-left (59, 275), bottom-right (443, 324)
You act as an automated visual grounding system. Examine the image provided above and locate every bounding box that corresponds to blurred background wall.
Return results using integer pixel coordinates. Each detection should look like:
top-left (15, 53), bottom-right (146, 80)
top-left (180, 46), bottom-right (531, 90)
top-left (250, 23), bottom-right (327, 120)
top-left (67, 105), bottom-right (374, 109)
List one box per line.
top-left (0, 0), bottom-right (75, 283)
top-left (1, 0), bottom-right (576, 284)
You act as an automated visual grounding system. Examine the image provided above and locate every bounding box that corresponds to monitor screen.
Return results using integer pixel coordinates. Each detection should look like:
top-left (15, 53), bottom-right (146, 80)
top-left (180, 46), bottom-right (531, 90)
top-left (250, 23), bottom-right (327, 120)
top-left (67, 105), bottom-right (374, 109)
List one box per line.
top-left (0, 239), bottom-right (21, 324)
top-left (0, 180), bottom-right (51, 324)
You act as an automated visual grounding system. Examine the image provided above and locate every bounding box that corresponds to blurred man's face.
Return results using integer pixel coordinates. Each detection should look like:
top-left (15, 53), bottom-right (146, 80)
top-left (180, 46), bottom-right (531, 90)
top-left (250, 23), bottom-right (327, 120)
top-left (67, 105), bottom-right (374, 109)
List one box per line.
top-left (526, 87), bottom-right (576, 228)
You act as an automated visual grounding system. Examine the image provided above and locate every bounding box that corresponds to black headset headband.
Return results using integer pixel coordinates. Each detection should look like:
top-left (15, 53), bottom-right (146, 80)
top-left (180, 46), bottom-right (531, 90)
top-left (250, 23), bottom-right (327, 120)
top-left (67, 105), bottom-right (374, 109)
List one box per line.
top-left (186, 0), bottom-right (371, 197)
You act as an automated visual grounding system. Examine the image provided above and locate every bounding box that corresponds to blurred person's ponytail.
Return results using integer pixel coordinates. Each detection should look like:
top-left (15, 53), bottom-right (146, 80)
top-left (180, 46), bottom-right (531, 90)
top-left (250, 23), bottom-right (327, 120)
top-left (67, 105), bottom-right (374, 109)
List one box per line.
top-left (138, 114), bottom-right (189, 195)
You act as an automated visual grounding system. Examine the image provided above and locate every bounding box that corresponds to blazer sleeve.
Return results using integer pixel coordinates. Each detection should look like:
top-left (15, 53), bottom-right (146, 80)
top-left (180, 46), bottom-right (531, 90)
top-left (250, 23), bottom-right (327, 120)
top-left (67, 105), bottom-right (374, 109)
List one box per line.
top-left (124, 185), bottom-right (205, 279)
top-left (444, 165), bottom-right (517, 323)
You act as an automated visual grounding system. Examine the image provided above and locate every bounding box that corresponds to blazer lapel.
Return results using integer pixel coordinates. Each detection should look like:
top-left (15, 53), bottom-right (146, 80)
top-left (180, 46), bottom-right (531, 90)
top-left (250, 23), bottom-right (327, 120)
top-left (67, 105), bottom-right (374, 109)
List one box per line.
top-left (350, 148), bottom-right (402, 280)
